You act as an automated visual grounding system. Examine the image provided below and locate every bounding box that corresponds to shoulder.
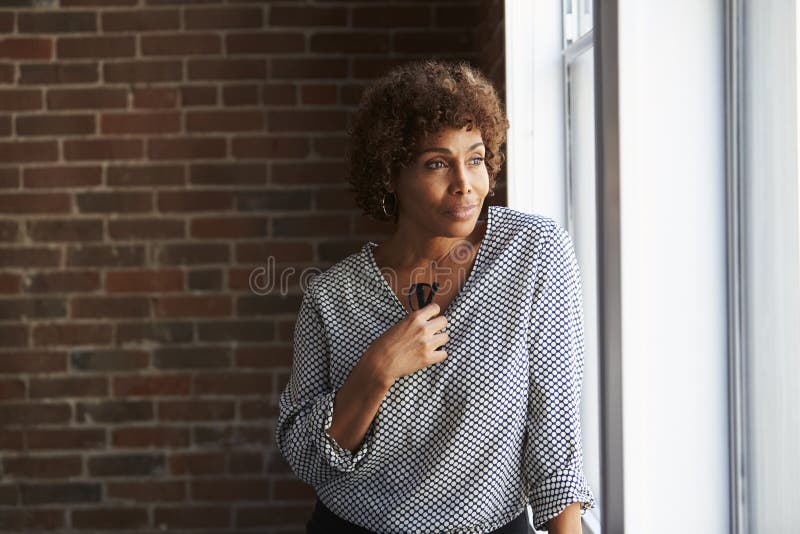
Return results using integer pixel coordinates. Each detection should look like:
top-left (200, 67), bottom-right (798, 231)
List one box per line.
top-left (302, 245), bottom-right (372, 303)
top-left (489, 205), bottom-right (563, 251)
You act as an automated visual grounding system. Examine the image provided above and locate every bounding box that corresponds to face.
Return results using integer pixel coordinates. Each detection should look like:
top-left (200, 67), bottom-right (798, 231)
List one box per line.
top-left (390, 124), bottom-right (490, 235)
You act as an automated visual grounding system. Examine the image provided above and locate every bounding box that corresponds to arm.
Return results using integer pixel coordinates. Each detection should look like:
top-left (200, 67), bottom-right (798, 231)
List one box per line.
top-left (274, 280), bottom-right (385, 486)
top-left (544, 502), bottom-right (582, 534)
top-left (326, 349), bottom-right (393, 452)
top-left (524, 222), bottom-right (596, 531)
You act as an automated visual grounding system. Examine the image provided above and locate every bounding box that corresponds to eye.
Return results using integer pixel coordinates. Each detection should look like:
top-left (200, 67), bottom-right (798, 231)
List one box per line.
top-left (426, 160), bottom-right (446, 170)
top-left (469, 156), bottom-right (485, 166)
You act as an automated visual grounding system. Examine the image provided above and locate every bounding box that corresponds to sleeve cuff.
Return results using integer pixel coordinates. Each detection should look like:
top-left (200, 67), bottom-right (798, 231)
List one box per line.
top-left (528, 466), bottom-right (597, 531)
top-left (313, 390), bottom-right (374, 473)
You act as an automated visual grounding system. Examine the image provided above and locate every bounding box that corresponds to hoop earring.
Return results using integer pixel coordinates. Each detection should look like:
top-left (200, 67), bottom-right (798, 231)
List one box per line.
top-left (487, 188), bottom-right (495, 197)
top-left (380, 191), bottom-right (397, 217)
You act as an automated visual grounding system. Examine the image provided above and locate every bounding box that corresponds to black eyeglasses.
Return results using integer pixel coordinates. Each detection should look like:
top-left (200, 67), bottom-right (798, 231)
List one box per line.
top-left (407, 281), bottom-right (439, 311)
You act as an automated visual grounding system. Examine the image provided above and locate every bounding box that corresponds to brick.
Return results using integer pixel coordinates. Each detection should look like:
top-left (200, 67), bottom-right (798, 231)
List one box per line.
top-left (101, 111), bottom-right (180, 134)
top-left (193, 372), bottom-right (271, 395)
top-left (271, 58), bottom-right (347, 79)
top-left (20, 483), bottom-right (100, 505)
top-left (180, 85), bottom-right (216, 106)
top-left (190, 217), bottom-right (268, 238)
top-left (133, 87), bottom-right (178, 109)
top-left (3, 455), bottom-right (82, 478)
top-left (26, 219), bottom-right (101, 242)
top-left (159, 400), bottom-right (234, 421)
top-left (268, 109), bottom-right (346, 132)
top-left (0, 13), bottom-right (11, 33)
top-left (0, 247), bottom-right (60, 268)
top-left (0, 38), bottom-right (51, 60)
top-left (153, 347), bottom-right (229, 369)
top-left (115, 321), bottom-right (193, 345)
top-left (0, 351), bottom-right (66, 374)
top-left (0, 168), bottom-right (18, 189)
top-left (394, 30), bottom-right (474, 53)
top-left (191, 479), bottom-right (269, 501)
top-left (272, 479), bottom-right (314, 499)
top-left (107, 481), bottom-right (185, 502)
top-left (236, 190), bottom-right (310, 211)
top-left (17, 114), bottom-right (95, 136)
top-left (19, 63), bottom-right (98, 85)
top-left (109, 218), bottom-right (185, 239)
top-left (32, 324), bottom-right (112, 346)
top-left (27, 428), bottom-right (105, 450)
top-left (142, 33), bottom-right (220, 56)
top-left (66, 245), bottom-right (145, 267)
top-left (301, 84), bottom-right (337, 105)
top-left (0, 324), bottom-right (29, 347)
top-left (234, 241), bottom-right (311, 264)
top-left (187, 269), bottom-right (222, 290)
top-left (269, 6), bottom-right (346, 27)
top-left (109, 430), bottom-right (191, 450)
top-left (76, 401), bottom-right (153, 423)
top-left (0, 430), bottom-right (24, 450)
top-left (29, 377), bottom-right (108, 398)
top-left (272, 161), bottom-right (347, 184)
top-left (231, 136), bottom-right (308, 159)
top-left (0, 403), bottom-right (71, 426)
top-left (104, 60), bottom-right (182, 83)
top-left (47, 88), bottom-right (127, 110)
top-left (228, 451), bottom-right (263, 473)
top-left (0, 192), bottom-right (69, 213)
top-left (76, 191), bottom-right (152, 213)
top-left (352, 6), bottom-right (431, 27)
top-left (64, 139), bottom-right (143, 161)
top-left (154, 295), bottom-right (232, 318)
top-left (57, 36), bottom-right (135, 59)
top-left (196, 320), bottom-right (273, 342)
top-left (313, 135), bottom-right (347, 157)
top-left (341, 82), bottom-right (368, 103)
top-left (88, 454), bottom-right (164, 477)
top-left (106, 269), bottom-right (182, 293)
top-left (240, 400), bottom-right (277, 419)
top-left (237, 294), bottom-right (302, 316)
top-left (18, 12), bottom-right (96, 33)
top-left (351, 58), bottom-right (409, 79)
top-left (0, 273), bottom-right (20, 293)
top-left (169, 452), bottom-right (224, 476)
top-left (102, 9), bottom-right (180, 32)
top-left (435, 4), bottom-right (482, 27)
top-left (106, 164), bottom-right (185, 187)
top-left (113, 375), bottom-right (191, 397)
top-left (226, 32), bottom-right (304, 54)
top-left (71, 296), bottom-right (150, 318)
top-left (70, 349), bottom-right (148, 371)
top-left (23, 166), bottom-right (102, 188)
top-left (186, 110), bottom-right (264, 132)
top-left (185, 7), bottom-right (263, 30)
top-left (158, 190), bottom-right (233, 213)
top-left (0, 378), bottom-right (25, 400)
top-left (156, 243), bottom-right (228, 265)
top-left (0, 298), bottom-right (66, 321)
top-left (0, 221), bottom-right (17, 242)
top-left (148, 138), bottom-right (226, 160)
top-left (262, 83), bottom-right (296, 105)
top-left (0, 509), bottom-right (64, 530)
top-left (63, 0), bottom-right (138, 5)
top-left (310, 32), bottom-right (389, 54)
top-left (222, 84), bottom-right (258, 106)
top-left (72, 508), bottom-right (149, 530)
top-left (0, 141), bottom-right (58, 163)
top-left (190, 163), bottom-right (265, 186)
top-left (154, 506), bottom-right (229, 529)
top-left (25, 271), bottom-right (99, 293)
top-left (188, 59), bottom-right (266, 80)
top-left (0, 89), bottom-right (42, 111)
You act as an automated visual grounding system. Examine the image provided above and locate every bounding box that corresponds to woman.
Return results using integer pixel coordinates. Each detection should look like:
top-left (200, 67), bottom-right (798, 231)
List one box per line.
top-left (275, 59), bottom-right (596, 533)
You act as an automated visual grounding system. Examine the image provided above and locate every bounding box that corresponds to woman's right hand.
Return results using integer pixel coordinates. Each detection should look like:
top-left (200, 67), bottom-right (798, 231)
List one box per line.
top-left (364, 302), bottom-right (449, 387)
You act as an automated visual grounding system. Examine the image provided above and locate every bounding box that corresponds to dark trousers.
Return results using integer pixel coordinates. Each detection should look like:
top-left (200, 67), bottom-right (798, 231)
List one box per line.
top-left (306, 498), bottom-right (530, 533)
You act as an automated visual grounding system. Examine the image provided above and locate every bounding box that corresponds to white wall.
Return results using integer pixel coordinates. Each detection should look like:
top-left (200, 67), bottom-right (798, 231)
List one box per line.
top-left (618, 1), bottom-right (729, 532)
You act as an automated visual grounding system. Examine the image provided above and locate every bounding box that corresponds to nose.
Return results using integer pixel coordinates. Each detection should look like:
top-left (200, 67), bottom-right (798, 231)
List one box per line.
top-left (449, 161), bottom-right (472, 194)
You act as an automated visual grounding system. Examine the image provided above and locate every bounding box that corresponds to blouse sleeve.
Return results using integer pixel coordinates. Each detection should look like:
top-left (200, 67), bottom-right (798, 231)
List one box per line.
top-left (524, 223), bottom-right (597, 531)
top-left (274, 280), bottom-right (376, 487)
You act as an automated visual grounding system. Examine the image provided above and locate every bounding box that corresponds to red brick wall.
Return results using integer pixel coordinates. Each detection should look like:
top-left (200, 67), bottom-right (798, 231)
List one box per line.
top-left (0, 0), bottom-right (504, 531)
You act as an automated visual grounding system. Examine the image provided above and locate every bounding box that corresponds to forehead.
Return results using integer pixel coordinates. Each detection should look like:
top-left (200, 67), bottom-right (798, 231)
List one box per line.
top-left (418, 125), bottom-right (484, 148)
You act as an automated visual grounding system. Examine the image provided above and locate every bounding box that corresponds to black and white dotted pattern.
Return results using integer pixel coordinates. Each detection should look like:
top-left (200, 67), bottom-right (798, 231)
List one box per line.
top-left (275, 205), bottom-right (597, 533)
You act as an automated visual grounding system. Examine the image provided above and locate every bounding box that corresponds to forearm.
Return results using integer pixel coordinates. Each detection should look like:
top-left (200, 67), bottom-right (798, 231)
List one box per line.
top-left (545, 502), bottom-right (582, 534)
top-left (326, 351), bottom-right (393, 452)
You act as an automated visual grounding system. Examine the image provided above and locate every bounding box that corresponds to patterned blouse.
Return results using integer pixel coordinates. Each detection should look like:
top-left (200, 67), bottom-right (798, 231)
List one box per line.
top-left (275, 205), bottom-right (597, 533)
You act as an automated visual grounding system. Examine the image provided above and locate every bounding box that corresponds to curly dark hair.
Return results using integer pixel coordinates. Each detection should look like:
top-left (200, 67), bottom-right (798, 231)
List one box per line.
top-left (345, 59), bottom-right (510, 223)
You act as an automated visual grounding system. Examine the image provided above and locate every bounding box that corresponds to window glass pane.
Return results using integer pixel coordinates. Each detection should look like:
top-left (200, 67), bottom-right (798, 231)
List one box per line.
top-left (564, 46), bottom-right (603, 533)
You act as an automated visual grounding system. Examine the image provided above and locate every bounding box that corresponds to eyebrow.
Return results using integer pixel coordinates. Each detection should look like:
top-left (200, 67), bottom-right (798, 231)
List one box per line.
top-left (416, 142), bottom-right (485, 156)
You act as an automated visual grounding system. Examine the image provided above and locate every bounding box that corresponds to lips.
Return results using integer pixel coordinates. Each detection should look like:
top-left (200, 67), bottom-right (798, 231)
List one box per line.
top-left (444, 203), bottom-right (478, 218)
